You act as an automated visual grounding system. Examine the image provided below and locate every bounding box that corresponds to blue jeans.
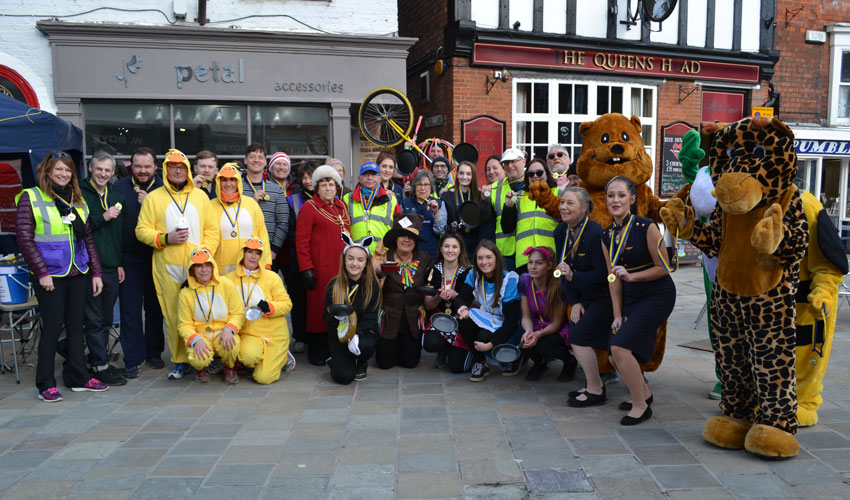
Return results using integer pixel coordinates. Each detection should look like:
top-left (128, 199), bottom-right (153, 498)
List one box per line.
top-left (83, 269), bottom-right (119, 367)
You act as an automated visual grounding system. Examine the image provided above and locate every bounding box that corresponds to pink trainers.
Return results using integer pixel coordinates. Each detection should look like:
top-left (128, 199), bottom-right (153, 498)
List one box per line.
top-left (71, 378), bottom-right (109, 392)
top-left (38, 387), bottom-right (64, 402)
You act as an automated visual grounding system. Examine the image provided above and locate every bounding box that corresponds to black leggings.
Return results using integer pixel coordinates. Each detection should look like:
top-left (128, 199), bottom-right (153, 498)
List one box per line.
top-left (523, 333), bottom-right (573, 365)
top-left (459, 318), bottom-right (490, 364)
top-left (375, 315), bottom-right (421, 369)
top-left (32, 274), bottom-right (91, 392)
top-left (446, 346), bottom-right (472, 373)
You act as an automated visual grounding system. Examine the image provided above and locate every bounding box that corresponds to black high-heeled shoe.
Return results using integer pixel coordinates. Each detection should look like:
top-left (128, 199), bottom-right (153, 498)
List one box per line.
top-left (618, 395), bottom-right (653, 411)
top-left (620, 406), bottom-right (652, 426)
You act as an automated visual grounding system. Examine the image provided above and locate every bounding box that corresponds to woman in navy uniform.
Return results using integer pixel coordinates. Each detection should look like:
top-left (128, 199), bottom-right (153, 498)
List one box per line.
top-left (555, 187), bottom-right (612, 407)
top-left (601, 176), bottom-right (676, 425)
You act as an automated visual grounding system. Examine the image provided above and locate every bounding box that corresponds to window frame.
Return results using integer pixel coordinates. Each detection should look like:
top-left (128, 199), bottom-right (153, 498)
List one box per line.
top-left (827, 24), bottom-right (850, 126)
top-left (512, 77), bottom-right (658, 164)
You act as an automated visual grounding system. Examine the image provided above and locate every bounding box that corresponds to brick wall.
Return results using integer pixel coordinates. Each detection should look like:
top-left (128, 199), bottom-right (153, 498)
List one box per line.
top-left (773, 0), bottom-right (846, 124)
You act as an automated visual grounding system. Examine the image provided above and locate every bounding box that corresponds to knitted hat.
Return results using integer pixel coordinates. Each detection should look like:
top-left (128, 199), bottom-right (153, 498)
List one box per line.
top-left (312, 164), bottom-right (342, 188)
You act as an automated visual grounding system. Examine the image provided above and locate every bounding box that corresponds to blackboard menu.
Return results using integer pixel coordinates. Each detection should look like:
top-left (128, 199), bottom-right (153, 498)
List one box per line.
top-left (659, 121), bottom-right (697, 197)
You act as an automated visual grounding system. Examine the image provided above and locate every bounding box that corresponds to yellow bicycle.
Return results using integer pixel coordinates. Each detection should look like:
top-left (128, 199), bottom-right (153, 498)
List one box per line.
top-left (358, 88), bottom-right (427, 158)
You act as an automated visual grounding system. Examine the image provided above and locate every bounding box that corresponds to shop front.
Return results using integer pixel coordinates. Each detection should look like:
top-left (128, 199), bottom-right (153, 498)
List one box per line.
top-left (792, 128), bottom-right (850, 241)
top-left (38, 21), bottom-right (414, 179)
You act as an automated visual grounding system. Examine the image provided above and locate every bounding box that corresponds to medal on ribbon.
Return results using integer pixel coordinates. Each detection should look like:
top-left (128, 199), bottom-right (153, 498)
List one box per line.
top-left (607, 214), bottom-right (635, 283)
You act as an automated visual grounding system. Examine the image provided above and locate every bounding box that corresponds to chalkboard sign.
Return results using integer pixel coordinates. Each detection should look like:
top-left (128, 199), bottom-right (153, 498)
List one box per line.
top-left (659, 121), bottom-right (697, 197)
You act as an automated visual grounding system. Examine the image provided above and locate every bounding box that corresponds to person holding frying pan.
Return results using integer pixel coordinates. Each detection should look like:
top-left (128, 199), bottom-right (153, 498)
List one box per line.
top-left (442, 161), bottom-right (488, 262)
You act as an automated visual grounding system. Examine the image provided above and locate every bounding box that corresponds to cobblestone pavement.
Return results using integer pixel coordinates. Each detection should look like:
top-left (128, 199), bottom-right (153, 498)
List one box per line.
top-left (2, 265), bottom-right (850, 499)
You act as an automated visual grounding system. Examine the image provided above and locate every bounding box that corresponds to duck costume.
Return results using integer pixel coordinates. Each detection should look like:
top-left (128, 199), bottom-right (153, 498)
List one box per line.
top-left (211, 163), bottom-right (271, 275)
top-left (662, 116), bottom-right (808, 458)
top-left (178, 248), bottom-right (244, 372)
top-left (226, 237), bottom-right (293, 385)
top-left (136, 149), bottom-right (219, 366)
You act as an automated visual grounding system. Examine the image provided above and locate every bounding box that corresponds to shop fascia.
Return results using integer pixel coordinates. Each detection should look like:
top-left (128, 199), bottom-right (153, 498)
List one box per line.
top-left (175, 59), bottom-right (245, 88)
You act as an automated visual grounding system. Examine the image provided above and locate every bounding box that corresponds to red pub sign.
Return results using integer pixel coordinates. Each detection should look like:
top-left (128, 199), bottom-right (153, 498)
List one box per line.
top-left (461, 115), bottom-right (506, 185)
top-left (473, 43), bottom-right (761, 84)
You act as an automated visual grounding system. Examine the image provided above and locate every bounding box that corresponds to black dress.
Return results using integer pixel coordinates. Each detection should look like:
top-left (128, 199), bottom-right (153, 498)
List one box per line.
top-left (601, 216), bottom-right (676, 363)
top-left (441, 188), bottom-right (488, 262)
top-left (554, 217), bottom-right (613, 351)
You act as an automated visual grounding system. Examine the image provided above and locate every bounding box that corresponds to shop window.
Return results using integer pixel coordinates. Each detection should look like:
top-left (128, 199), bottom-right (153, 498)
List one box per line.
top-left (251, 106), bottom-right (330, 158)
top-left (838, 52), bottom-right (850, 120)
top-left (174, 104), bottom-right (248, 158)
top-left (515, 79), bottom-right (656, 162)
top-left (821, 159), bottom-right (842, 220)
top-left (84, 103), bottom-right (170, 156)
top-left (794, 158), bottom-right (818, 193)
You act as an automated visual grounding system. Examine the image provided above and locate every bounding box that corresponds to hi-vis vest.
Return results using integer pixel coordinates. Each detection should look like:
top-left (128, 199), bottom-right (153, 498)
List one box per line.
top-left (514, 186), bottom-right (559, 268)
top-left (15, 187), bottom-right (91, 277)
top-left (344, 191), bottom-right (398, 251)
top-left (491, 178), bottom-right (516, 257)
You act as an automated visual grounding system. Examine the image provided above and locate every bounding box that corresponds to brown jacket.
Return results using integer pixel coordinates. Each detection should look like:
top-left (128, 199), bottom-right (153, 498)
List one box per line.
top-left (379, 249), bottom-right (434, 340)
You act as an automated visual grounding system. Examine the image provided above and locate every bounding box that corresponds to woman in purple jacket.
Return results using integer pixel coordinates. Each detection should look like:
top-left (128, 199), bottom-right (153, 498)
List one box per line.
top-left (15, 152), bottom-right (108, 402)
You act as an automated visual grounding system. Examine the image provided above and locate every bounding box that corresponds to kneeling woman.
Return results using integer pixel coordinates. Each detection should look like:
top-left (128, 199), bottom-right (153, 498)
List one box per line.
top-left (518, 246), bottom-right (576, 382)
top-left (324, 234), bottom-right (381, 384)
top-left (375, 213), bottom-right (434, 369)
top-left (422, 233), bottom-right (472, 372)
top-left (178, 248), bottom-right (245, 384)
top-left (602, 177), bottom-right (676, 425)
top-left (556, 187), bottom-right (612, 408)
top-left (227, 237), bottom-right (294, 384)
top-left (455, 240), bottom-right (521, 381)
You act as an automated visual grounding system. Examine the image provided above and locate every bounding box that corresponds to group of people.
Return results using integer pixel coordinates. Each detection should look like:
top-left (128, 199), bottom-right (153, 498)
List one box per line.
top-left (16, 141), bottom-right (675, 425)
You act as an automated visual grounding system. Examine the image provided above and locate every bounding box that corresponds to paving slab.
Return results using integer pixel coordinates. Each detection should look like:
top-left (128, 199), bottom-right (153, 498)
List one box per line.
top-left (649, 464), bottom-right (720, 489)
top-left (459, 458), bottom-right (524, 485)
top-left (525, 469), bottom-right (594, 494)
top-left (129, 477), bottom-right (202, 500)
top-left (263, 476), bottom-right (328, 500)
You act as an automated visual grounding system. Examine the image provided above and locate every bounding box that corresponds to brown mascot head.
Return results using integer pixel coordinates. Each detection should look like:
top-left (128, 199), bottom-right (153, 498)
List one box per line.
top-left (577, 113), bottom-right (653, 190)
top-left (704, 116), bottom-right (797, 215)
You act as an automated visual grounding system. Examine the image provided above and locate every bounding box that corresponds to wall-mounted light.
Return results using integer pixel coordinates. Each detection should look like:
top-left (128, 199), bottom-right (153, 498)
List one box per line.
top-left (485, 68), bottom-right (510, 95)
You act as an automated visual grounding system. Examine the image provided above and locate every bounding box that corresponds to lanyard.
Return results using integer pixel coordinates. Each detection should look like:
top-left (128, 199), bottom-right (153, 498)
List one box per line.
top-left (91, 180), bottom-right (108, 210)
top-left (247, 179), bottom-right (266, 196)
top-left (132, 177), bottom-right (155, 192)
top-left (272, 177), bottom-right (287, 196)
top-left (362, 187), bottom-right (377, 213)
top-left (657, 225), bottom-right (679, 274)
top-left (239, 277), bottom-right (259, 307)
top-left (459, 188), bottom-right (469, 203)
top-left (54, 193), bottom-right (74, 211)
top-left (221, 198), bottom-right (242, 233)
top-left (608, 214), bottom-right (635, 269)
top-left (480, 275), bottom-right (495, 313)
top-left (529, 279), bottom-right (545, 324)
top-left (347, 284), bottom-right (359, 304)
top-left (442, 266), bottom-right (459, 290)
top-left (166, 188), bottom-right (189, 215)
top-left (562, 217), bottom-right (588, 263)
top-left (195, 286), bottom-right (215, 323)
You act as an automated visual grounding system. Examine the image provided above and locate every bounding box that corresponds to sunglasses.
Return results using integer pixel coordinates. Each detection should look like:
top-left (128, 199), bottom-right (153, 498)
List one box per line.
top-left (528, 170), bottom-right (546, 178)
top-left (548, 152), bottom-right (568, 160)
top-left (50, 152), bottom-right (72, 159)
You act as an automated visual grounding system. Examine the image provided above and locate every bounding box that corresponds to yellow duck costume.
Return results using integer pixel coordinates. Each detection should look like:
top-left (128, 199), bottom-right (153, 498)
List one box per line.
top-left (178, 248), bottom-right (244, 370)
top-left (211, 163), bottom-right (271, 275)
top-left (795, 191), bottom-right (847, 426)
top-left (226, 237), bottom-right (293, 384)
top-left (135, 149), bottom-right (220, 366)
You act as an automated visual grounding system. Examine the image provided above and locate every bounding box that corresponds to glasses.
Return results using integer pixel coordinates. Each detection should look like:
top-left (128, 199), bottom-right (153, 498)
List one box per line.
top-left (548, 152), bottom-right (568, 160)
top-left (528, 170), bottom-right (546, 178)
top-left (168, 165), bottom-right (189, 171)
top-left (50, 152), bottom-right (72, 159)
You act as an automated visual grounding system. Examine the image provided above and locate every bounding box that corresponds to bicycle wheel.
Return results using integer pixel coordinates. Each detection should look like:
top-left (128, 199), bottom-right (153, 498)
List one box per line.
top-left (359, 87), bottom-right (414, 147)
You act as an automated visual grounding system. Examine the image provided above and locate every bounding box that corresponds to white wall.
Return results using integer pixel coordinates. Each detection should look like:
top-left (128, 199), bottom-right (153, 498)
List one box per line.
top-left (714, 0), bottom-right (734, 50)
top-left (542, 0), bottom-right (567, 34)
top-left (510, 0), bottom-right (534, 31)
top-left (0, 0), bottom-right (399, 113)
top-left (471, 0), bottom-right (500, 29)
top-left (575, 1), bottom-right (607, 39)
top-left (740, 0), bottom-right (761, 52)
top-left (649, 0), bottom-right (680, 45)
top-left (616, 0), bottom-right (642, 41)
top-left (687, 0), bottom-right (708, 48)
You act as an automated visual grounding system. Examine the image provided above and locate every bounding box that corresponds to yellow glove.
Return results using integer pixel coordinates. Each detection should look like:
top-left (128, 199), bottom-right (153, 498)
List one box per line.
top-left (808, 286), bottom-right (834, 320)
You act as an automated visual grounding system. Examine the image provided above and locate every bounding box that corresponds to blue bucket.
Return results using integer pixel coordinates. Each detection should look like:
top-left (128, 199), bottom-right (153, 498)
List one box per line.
top-left (0, 265), bottom-right (30, 305)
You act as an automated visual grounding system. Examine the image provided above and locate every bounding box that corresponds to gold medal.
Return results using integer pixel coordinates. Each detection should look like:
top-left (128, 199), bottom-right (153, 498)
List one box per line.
top-left (205, 326), bottom-right (212, 333)
top-left (67, 212), bottom-right (76, 222)
top-left (553, 269), bottom-right (562, 278)
top-left (115, 202), bottom-right (123, 211)
top-left (134, 187), bottom-right (141, 193)
top-left (263, 194), bottom-right (270, 201)
top-left (230, 230), bottom-right (237, 238)
top-left (445, 308), bottom-right (452, 314)
top-left (607, 273), bottom-right (616, 283)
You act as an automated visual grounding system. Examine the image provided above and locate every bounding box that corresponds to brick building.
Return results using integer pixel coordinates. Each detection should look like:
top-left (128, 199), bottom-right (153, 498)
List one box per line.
top-left (772, 0), bottom-right (850, 236)
top-left (397, 0), bottom-right (780, 199)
